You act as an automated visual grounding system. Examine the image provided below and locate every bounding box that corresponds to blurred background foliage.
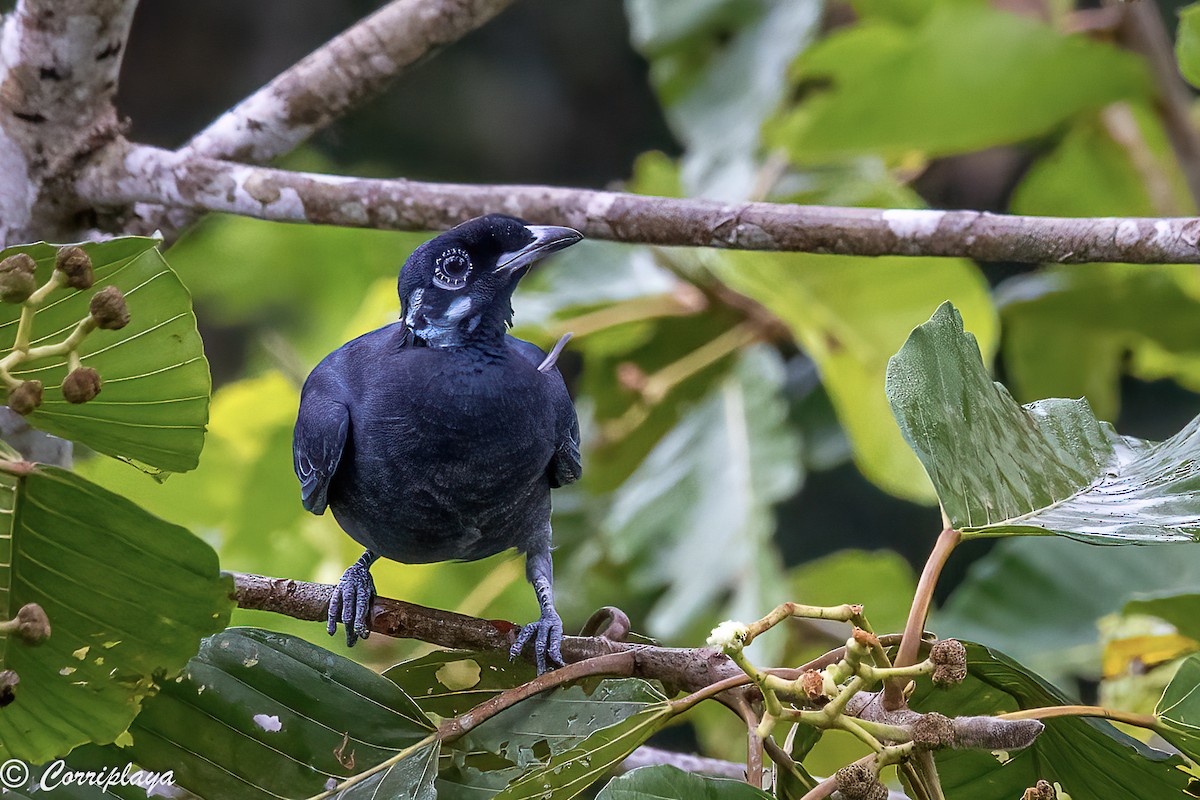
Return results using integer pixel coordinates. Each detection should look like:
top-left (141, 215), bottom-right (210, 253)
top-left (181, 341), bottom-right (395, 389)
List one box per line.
top-left (75, 0), bottom-right (1200, 770)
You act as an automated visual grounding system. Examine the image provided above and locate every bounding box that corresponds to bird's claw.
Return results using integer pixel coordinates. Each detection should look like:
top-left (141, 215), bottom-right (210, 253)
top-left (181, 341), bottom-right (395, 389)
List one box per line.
top-left (327, 561), bottom-right (376, 647)
top-left (510, 608), bottom-right (564, 674)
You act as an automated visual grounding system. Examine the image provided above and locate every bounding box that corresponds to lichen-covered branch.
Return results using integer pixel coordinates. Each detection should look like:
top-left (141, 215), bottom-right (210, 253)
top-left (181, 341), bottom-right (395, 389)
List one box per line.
top-left (81, 143), bottom-right (1200, 264)
top-left (0, 0), bottom-right (139, 243)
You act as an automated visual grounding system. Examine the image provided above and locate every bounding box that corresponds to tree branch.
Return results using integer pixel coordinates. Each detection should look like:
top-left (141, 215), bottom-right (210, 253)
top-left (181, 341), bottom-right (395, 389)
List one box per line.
top-left (81, 143), bottom-right (1200, 263)
top-left (0, 0), bottom-right (139, 243)
top-left (231, 571), bottom-right (746, 695)
top-left (186, 0), bottom-right (514, 164)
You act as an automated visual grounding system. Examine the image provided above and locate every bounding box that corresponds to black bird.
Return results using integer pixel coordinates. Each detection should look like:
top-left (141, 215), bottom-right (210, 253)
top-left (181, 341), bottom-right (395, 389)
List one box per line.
top-left (293, 214), bottom-right (583, 672)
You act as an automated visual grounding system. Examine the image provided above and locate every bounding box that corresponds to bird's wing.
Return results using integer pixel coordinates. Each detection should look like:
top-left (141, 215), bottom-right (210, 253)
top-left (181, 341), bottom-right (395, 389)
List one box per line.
top-left (509, 337), bottom-right (582, 488)
top-left (293, 385), bottom-right (350, 515)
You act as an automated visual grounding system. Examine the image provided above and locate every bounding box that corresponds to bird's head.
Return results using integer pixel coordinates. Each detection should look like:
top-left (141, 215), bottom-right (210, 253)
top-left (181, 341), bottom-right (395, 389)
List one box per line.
top-left (398, 214), bottom-right (582, 347)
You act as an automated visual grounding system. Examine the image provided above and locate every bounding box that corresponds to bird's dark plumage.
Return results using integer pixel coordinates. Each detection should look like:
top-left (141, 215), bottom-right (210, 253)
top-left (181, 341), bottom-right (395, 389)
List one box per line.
top-left (293, 214), bottom-right (582, 671)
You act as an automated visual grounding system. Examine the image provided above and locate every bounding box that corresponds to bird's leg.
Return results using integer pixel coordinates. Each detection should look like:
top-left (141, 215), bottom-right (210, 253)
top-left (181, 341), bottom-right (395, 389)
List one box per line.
top-left (510, 545), bottom-right (564, 674)
top-left (328, 550), bottom-right (378, 647)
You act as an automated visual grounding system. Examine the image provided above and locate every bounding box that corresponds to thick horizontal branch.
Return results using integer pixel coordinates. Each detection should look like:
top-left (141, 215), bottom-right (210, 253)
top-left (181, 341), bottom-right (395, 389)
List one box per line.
top-left (231, 571), bottom-right (745, 695)
top-left (184, 0), bottom-right (514, 164)
top-left (83, 143), bottom-right (1200, 263)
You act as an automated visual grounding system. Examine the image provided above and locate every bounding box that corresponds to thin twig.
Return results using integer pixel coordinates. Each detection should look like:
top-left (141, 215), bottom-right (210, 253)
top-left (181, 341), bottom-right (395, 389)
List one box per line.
top-left (997, 704), bottom-right (1160, 729)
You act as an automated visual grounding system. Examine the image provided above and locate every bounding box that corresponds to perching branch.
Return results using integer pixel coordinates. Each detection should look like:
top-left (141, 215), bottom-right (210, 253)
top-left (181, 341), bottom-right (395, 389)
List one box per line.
top-left (80, 142), bottom-right (1200, 263)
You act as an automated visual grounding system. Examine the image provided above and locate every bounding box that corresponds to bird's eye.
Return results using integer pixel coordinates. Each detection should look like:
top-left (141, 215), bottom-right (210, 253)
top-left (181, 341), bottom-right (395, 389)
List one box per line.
top-left (434, 249), bottom-right (472, 290)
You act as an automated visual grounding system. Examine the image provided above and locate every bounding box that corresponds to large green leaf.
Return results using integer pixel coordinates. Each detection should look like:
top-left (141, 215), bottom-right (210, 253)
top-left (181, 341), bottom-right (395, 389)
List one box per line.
top-left (770, 4), bottom-right (1148, 160)
top-left (714, 250), bottom-right (994, 503)
top-left (626, 0), bottom-right (821, 198)
top-left (601, 347), bottom-right (800, 648)
top-left (596, 765), bottom-right (772, 800)
top-left (1155, 653), bottom-right (1200, 761)
top-left (886, 302), bottom-right (1200, 542)
top-left (493, 702), bottom-right (677, 800)
top-left (0, 238), bottom-right (209, 474)
top-left (335, 741), bottom-right (440, 800)
top-left (387, 649), bottom-right (671, 799)
top-left (908, 642), bottom-right (1194, 799)
top-left (937, 537), bottom-right (1200, 683)
top-left (64, 628), bottom-right (435, 799)
top-left (0, 463), bottom-right (231, 762)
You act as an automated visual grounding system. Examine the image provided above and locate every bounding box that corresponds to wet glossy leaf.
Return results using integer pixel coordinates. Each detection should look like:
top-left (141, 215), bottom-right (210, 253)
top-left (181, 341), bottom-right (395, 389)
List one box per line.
top-left (0, 238), bottom-right (209, 474)
top-left (887, 302), bottom-right (1200, 542)
top-left (0, 464), bottom-right (231, 762)
top-left (596, 765), bottom-right (773, 800)
top-left (908, 642), bottom-right (1193, 799)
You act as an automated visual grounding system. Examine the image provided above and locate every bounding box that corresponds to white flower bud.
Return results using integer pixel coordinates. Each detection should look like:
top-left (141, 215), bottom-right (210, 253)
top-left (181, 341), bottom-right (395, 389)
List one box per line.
top-left (706, 620), bottom-right (749, 653)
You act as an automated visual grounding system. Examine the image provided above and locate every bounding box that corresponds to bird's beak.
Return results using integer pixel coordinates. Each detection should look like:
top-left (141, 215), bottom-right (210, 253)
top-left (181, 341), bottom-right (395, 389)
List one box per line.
top-left (496, 225), bottom-right (583, 275)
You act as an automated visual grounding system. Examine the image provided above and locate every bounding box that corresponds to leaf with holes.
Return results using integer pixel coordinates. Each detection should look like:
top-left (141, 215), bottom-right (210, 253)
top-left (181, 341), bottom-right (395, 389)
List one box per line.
top-left (886, 302), bottom-right (1200, 542)
top-left (493, 702), bottom-right (677, 800)
top-left (0, 238), bottom-right (209, 474)
top-left (58, 628), bottom-right (435, 799)
top-left (0, 462), bottom-right (231, 763)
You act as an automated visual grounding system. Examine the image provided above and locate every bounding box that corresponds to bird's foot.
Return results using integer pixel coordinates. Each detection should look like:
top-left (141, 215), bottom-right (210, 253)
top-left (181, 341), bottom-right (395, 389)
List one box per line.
top-left (328, 560), bottom-right (376, 647)
top-left (510, 607), bottom-right (565, 674)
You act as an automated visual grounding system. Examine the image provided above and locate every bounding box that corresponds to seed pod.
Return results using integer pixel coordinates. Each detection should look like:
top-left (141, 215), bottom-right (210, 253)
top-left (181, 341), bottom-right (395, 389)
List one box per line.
top-left (0, 253), bottom-right (38, 304)
top-left (89, 286), bottom-right (130, 330)
top-left (835, 762), bottom-right (883, 800)
top-left (930, 638), bottom-right (968, 686)
top-left (8, 380), bottom-right (43, 415)
top-left (62, 366), bottom-right (102, 404)
top-left (799, 669), bottom-right (827, 702)
top-left (912, 711), bottom-right (955, 749)
top-left (0, 670), bottom-right (18, 708)
top-left (55, 245), bottom-right (94, 290)
top-left (14, 603), bottom-right (50, 645)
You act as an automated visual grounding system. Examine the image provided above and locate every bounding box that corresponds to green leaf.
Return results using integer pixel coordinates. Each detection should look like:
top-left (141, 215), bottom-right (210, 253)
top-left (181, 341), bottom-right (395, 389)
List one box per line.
top-left (601, 347), bottom-right (801, 646)
top-left (0, 238), bottom-right (209, 474)
top-left (385, 648), bottom-right (538, 719)
top-left (335, 741), bottom-right (440, 800)
top-left (1178, 3), bottom-right (1200, 89)
top-left (626, 0), bottom-right (822, 198)
top-left (908, 642), bottom-right (1194, 799)
top-left (493, 702), bottom-right (677, 800)
top-left (387, 650), bottom-right (670, 799)
top-left (1155, 653), bottom-right (1200, 761)
top-left (0, 464), bottom-right (231, 762)
top-left (713, 251), bottom-right (995, 503)
top-left (772, 4), bottom-right (1148, 160)
top-left (887, 302), bottom-right (1200, 542)
top-left (596, 765), bottom-right (773, 800)
top-left (937, 537), bottom-right (1200, 683)
top-left (70, 628), bottom-right (435, 799)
